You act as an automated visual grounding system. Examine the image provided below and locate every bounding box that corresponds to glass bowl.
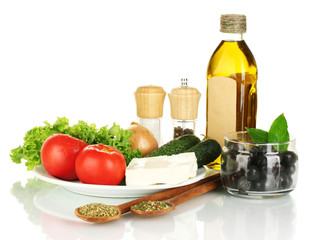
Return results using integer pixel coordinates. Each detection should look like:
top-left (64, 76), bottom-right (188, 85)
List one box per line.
top-left (220, 131), bottom-right (298, 198)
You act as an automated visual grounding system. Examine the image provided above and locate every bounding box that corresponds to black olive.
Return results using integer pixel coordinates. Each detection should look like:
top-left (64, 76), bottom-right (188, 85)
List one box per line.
top-left (226, 140), bottom-right (245, 152)
top-left (247, 165), bottom-right (260, 181)
top-left (284, 164), bottom-right (296, 175)
top-left (237, 175), bottom-right (251, 192)
top-left (280, 172), bottom-right (293, 189)
top-left (281, 151), bottom-right (298, 167)
top-left (256, 155), bottom-right (267, 169)
top-left (231, 168), bottom-right (245, 182)
top-left (227, 149), bottom-right (238, 161)
top-left (249, 145), bottom-right (267, 157)
top-left (248, 154), bottom-right (267, 169)
top-left (247, 156), bottom-right (255, 168)
top-left (258, 145), bottom-right (269, 155)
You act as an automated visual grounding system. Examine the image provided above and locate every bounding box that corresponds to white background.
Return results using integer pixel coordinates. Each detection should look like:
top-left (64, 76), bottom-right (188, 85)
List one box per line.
top-left (0, 0), bottom-right (314, 239)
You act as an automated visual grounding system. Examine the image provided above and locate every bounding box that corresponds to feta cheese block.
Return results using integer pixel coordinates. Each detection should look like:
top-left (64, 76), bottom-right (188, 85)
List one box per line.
top-left (125, 152), bottom-right (198, 186)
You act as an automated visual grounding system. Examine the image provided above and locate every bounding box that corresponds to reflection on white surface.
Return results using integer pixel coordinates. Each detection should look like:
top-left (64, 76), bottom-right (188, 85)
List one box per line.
top-left (195, 188), bottom-right (296, 240)
top-left (220, 194), bottom-right (295, 240)
top-left (33, 185), bottom-right (135, 222)
top-left (11, 177), bottom-right (296, 240)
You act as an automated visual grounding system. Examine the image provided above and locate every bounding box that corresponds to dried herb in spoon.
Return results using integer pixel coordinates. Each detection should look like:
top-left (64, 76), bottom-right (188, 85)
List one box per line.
top-left (131, 201), bottom-right (171, 211)
top-left (77, 203), bottom-right (119, 218)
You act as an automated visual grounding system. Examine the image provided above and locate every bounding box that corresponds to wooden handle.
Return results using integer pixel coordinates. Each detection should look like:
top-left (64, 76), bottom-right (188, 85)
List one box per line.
top-left (117, 173), bottom-right (220, 214)
top-left (167, 175), bottom-right (222, 206)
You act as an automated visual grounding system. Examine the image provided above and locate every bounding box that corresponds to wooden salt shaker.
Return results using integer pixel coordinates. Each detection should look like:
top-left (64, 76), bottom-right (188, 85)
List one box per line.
top-left (134, 85), bottom-right (166, 145)
top-left (168, 79), bottom-right (201, 139)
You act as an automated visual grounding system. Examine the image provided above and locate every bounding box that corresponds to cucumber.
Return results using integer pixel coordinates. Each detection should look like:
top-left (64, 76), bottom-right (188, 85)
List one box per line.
top-left (146, 134), bottom-right (200, 157)
top-left (185, 139), bottom-right (222, 168)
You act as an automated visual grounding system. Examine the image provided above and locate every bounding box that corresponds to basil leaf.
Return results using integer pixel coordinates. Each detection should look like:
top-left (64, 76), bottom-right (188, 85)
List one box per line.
top-left (268, 113), bottom-right (290, 152)
top-left (245, 127), bottom-right (268, 143)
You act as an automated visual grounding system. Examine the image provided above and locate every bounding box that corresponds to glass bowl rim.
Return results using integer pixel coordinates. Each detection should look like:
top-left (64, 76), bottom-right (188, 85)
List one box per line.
top-left (224, 131), bottom-right (296, 146)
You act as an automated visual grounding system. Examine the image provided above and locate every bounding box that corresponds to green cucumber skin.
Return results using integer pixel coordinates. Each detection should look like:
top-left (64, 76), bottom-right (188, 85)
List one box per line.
top-left (185, 139), bottom-right (222, 168)
top-left (146, 134), bottom-right (201, 157)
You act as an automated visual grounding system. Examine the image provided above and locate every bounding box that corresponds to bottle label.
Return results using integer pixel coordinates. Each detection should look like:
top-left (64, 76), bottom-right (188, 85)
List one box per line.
top-left (207, 76), bottom-right (236, 146)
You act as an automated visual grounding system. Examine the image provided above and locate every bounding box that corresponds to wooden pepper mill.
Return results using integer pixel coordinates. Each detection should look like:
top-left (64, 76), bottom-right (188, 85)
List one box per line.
top-left (168, 79), bottom-right (201, 139)
top-left (134, 85), bottom-right (166, 145)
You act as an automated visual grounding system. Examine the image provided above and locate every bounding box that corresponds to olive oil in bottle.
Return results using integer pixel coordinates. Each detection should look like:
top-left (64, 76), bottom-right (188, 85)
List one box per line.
top-left (206, 14), bottom-right (257, 146)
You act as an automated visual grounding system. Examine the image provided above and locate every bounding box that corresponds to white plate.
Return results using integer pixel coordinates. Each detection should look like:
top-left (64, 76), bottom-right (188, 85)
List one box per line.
top-left (33, 166), bottom-right (206, 198)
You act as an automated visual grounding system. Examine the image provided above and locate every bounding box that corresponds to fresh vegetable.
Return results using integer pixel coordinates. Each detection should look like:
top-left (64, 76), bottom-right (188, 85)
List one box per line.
top-left (245, 113), bottom-right (290, 152)
top-left (146, 134), bottom-right (200, 157)
top-left (127, 122), bottom-right (158, 157)
top-left (75, 144), bottom-right (126, 185)
top-left (40, 133), bottom-right (88, 180)
top-left (10, 117), bottom-right (142, 170)
top-left (185, 139), bottom-right (221, 168)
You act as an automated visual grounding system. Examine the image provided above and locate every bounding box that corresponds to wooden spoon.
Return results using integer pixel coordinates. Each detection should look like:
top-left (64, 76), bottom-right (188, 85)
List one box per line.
top-left (130, 174), bottom-right (221, 217)
top-left (75, 206), bottom-right (121, 223)
top-left (75, 173), bottom-right (220, 223)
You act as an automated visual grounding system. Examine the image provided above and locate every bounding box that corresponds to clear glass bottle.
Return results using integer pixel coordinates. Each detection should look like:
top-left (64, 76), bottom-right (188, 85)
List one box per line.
top-left (173, 120), bottom-right (195, 139)
top-left (206, 14), bottom-right (258, 146)
top-left (169, 79), bottom-right (201, 139)
top-left (134, 85), bottom-right (166, 146)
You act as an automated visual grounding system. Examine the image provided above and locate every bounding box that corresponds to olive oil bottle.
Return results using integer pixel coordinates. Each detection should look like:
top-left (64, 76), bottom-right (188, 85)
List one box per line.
top-left (206, 14), bottom-right (257, 146)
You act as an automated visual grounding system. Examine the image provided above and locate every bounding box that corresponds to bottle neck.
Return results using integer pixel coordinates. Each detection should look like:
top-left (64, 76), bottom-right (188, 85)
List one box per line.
top-left (221, 32), bottom-right (244, 41)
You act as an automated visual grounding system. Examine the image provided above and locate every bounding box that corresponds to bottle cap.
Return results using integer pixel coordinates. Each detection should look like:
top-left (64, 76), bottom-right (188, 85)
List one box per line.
top-left (168, 79), bottom-right (201, 120)
top-left (220, 14), bottom-right (246, 33)
top-left (134, 85), bottom-right (166, 118)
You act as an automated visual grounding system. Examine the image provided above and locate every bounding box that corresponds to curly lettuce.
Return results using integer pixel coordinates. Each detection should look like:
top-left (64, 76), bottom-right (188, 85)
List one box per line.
top-left (10, 117), bottom-right (142, 170)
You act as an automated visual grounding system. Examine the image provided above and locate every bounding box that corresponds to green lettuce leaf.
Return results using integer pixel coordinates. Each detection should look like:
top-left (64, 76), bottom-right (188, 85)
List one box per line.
top-left (10, 117), bottom-right (142, 170)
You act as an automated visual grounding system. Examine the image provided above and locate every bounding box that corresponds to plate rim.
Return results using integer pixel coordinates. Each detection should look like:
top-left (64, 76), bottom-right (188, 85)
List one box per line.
top-left (33, 165), bottom-right (205, 196)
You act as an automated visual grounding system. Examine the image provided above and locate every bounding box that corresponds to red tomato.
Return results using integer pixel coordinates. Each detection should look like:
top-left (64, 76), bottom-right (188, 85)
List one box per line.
top-left (40, 133), bottom-right (88, 180)
top-left (75, 144), bottom-right (126, 185)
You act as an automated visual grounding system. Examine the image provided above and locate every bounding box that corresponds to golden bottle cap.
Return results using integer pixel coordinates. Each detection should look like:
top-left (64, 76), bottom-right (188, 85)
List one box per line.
top-left (168, 79), bottom-right (201, 120)
top-left (134, 85), bottom-right (166, 118)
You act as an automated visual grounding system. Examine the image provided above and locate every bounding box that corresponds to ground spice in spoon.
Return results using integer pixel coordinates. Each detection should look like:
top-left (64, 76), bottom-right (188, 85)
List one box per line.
top-left (131, 201), bottom-right (171, 211)
top-left (78, 203), bottom-right (119, 218)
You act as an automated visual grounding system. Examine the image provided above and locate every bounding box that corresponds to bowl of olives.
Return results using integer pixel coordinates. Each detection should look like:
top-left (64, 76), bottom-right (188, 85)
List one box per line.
top-left (221, 131), bottom-right (298, 198)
